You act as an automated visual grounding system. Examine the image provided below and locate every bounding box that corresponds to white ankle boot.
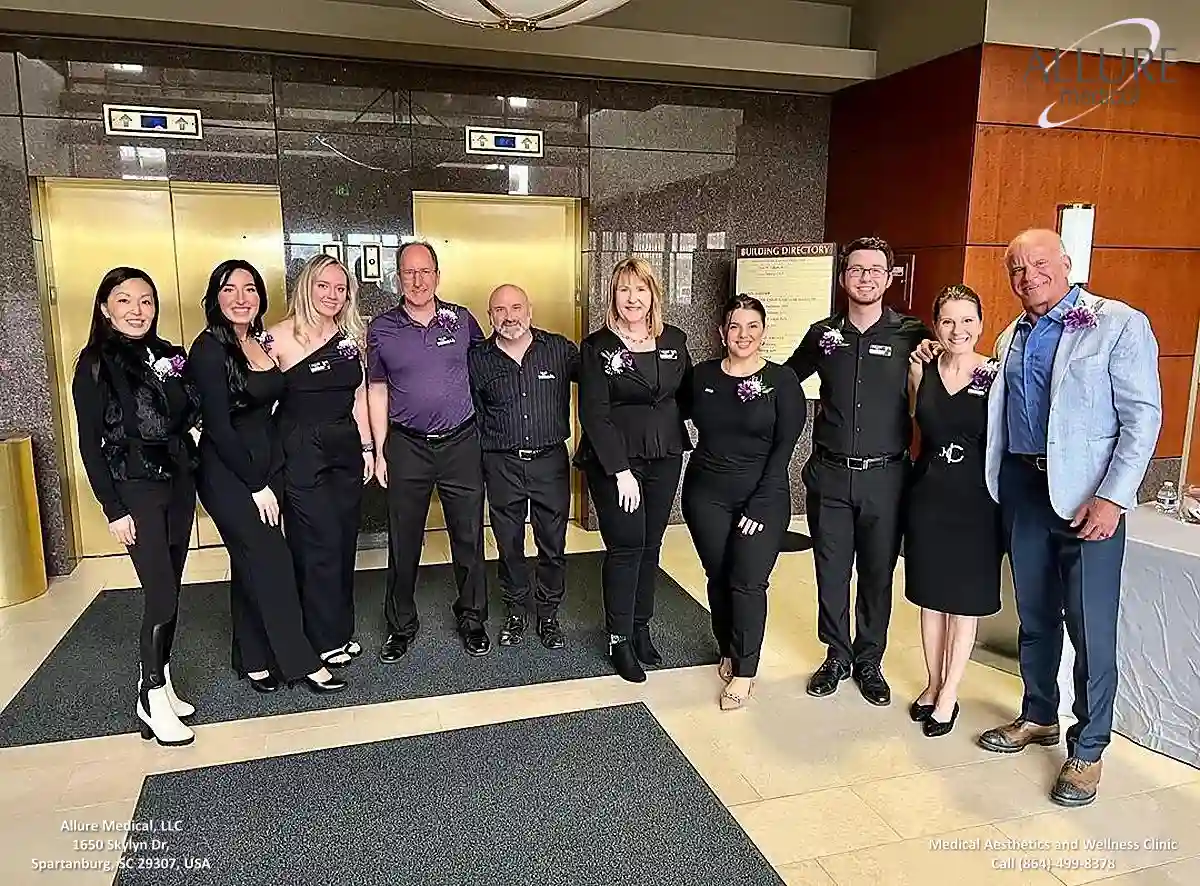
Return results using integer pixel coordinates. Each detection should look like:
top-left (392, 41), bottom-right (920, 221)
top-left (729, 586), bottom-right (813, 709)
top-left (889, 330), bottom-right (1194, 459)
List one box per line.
top-left (163, 664), bottom-right (195, 718)
top-left (137, 685), bottom-right (195, 746)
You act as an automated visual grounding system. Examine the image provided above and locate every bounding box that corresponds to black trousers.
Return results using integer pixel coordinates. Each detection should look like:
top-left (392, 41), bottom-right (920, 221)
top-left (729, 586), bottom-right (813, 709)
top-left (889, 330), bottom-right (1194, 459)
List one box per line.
top-left (197, 458), bottom-right (321, 681)
top-left (682, 470), bottom-right (789, 678)
top-left (585, 454), bottom-right (682, 636)
top-left (482, 444), bottom-right (570, 620)
top-left (802, 453), bottom-right (907, 666)
top-left (1001, 455), bottom-right (1125, 762)
top-left (118, 475), bottom-right (196, 680)
top-left (281, 422), bottom-right (363, 654)
top-left (383, 422), bottom-right (488, 637)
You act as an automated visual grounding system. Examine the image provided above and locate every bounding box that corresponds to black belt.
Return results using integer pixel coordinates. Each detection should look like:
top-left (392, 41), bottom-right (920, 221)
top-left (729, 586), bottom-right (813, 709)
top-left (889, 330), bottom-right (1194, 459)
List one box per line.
top-left (1014, 453), bottom-right (1048, 472)
top-left (817, 448), bottom-right (905, 471)
top-left (391, 417), bottom-right (474, 443)
top-left (486, 444), bottom-right (560, 461)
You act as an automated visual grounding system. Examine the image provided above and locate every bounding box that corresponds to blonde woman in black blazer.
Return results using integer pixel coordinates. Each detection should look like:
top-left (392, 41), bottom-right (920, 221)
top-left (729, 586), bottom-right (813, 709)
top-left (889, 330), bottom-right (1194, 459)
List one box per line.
top-left (576, 258), bottom-right (692, 683)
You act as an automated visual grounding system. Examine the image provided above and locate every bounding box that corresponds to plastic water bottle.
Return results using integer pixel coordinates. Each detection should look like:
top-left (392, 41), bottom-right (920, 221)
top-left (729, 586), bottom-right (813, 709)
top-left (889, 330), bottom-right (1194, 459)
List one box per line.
top-left (1155, 481), bottom-right (1178, 514)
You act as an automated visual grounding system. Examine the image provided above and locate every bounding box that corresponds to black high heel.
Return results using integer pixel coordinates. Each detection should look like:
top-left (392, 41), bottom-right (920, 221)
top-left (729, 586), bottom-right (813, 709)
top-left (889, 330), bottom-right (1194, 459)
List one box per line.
top-left (923, 703), bottom-right (960, 737)
top-left (301, 674), bottom-right (348, 694)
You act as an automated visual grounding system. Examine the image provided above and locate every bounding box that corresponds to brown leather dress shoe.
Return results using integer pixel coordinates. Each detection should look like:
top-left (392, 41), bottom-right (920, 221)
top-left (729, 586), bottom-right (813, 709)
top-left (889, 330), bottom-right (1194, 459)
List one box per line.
top-left (1051, 758), bottom-right (1102, 807)
top-left (978, 718), bottom-right (1061, 753)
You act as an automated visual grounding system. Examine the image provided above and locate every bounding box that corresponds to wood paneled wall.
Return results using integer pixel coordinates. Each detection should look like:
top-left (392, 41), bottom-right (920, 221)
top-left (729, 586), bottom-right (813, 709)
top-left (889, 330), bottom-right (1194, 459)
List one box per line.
top-left (965, 44), bottom-right (1200, 458)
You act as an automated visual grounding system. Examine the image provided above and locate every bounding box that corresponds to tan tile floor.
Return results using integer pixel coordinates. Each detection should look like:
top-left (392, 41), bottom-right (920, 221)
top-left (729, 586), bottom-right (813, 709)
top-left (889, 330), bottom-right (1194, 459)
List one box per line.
top-left (1, 519), bottom-right (1197, 884)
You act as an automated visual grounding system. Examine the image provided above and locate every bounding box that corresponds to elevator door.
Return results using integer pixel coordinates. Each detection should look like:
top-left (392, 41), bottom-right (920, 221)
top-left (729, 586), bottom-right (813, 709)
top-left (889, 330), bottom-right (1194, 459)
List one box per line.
top-left (412, 192), bottom-right (584, 529)
top-left (40, 179), bottom-right (286, 558)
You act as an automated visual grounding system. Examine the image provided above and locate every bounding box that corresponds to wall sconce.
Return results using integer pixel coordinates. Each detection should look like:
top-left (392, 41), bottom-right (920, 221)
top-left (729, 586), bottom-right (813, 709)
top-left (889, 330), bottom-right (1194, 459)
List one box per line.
top-left (1056, 202), bottom-right (1095, 286)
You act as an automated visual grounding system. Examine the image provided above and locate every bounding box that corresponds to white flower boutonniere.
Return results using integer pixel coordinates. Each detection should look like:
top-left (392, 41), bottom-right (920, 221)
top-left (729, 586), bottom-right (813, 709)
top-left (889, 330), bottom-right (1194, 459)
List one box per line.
top-left (602, 348), bottom-right (636, 376)
top-left (819, 327), bottom-right (848, 355)
top-left (336, 337), bottom-right (359, 358)
top-left (149, 353), bottom-right (187, 381)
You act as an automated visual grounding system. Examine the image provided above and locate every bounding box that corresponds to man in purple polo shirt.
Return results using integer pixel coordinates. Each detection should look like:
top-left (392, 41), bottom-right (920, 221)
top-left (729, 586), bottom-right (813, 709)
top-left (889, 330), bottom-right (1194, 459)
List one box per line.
top-left (366, 241), bottom-right (490, 660)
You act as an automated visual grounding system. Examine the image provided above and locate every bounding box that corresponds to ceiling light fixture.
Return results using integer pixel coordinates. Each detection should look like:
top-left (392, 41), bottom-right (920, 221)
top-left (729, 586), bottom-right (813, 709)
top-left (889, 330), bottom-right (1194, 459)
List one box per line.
top-left (411, 0), bottom-right (632, 31)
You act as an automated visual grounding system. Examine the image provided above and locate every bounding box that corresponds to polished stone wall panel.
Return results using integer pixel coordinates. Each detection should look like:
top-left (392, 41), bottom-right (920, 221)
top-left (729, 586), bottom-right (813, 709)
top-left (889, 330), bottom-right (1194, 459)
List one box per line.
top-left (15, 51), bottom-right (274, 129)
top-left (411, 139), bottom-right (586, 198)
top-left (274, 57), bottom-right (405, 136)
top-left (23, 118), bottom-right (279, 183)
top-left (729, 152), bottom-right (829, 252)
top-left (0, 115), bottom-right (72, 574)
top-left (0, 53), bottom-right (17, 115)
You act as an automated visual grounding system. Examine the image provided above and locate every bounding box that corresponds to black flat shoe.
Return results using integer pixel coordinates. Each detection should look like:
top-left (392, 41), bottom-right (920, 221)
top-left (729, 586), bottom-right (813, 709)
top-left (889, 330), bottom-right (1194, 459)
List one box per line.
top-left (460, 625), bottom-right (492, 657)
top-left (246, 673), bottom-right (281, 694)
top-left (379, 633), bottom-right (410, 664)
top-left (302, 674), bottom-right (348, 694)
top-left (631, 627), bottom-right (662, 666)
top-left (609, 637), bottom-right (646, 683)
top-left (909, 699), bottom-right (935, 722)
top-left (923, 703), bottom-right (960, 737)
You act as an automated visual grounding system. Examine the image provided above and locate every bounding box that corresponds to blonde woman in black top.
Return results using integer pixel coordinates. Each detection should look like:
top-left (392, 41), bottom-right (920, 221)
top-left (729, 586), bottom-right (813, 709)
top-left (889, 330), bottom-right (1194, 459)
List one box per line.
top-left (72, 267), bottom-right (202, 746)
top-left (682, 295), bottom-right (804, 709)
top-left (576, 258), bottom-right (692, 683)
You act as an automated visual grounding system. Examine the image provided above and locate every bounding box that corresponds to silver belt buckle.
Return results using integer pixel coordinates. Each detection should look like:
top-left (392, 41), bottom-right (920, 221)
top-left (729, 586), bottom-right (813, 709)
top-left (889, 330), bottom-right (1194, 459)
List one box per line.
top-left (517, 448), bottom-right (535, 460)
top-left (847, 456), bottom-right (868, 471)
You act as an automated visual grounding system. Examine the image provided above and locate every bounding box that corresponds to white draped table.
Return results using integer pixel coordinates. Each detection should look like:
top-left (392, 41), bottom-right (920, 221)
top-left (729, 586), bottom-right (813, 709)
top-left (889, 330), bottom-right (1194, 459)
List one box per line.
top-left (1056, 504), bottom-right (1200, 768)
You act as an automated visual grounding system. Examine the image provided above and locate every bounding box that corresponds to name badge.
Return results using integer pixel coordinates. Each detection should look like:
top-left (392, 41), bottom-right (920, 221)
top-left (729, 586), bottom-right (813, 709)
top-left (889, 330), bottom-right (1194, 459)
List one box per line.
top-left (435, 335), bottom-right (456, 347)
top-left (967, 387), bottom-right (987, 397)
top-left (703, 387), bottom-right (714, 394)
top-left (309, 360), bottom-right (331, 373)
top-left (538, 370), bottom-right (556, 380)
top-left (659, 349), bottom-right (679, 360)
top-left (868, 343), bottom-right (893, 357)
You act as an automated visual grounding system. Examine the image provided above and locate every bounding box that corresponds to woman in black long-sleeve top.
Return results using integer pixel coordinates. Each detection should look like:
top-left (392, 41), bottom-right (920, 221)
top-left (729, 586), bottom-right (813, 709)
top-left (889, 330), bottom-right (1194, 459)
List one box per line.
top-left (188, 259), bottom-right (346, 695)
top-left (576, 257), bottom-right (692, 683)
top-left (682, 296), bottom-right (804, 710)
top-left (72, 267), bottom-right (201, 747)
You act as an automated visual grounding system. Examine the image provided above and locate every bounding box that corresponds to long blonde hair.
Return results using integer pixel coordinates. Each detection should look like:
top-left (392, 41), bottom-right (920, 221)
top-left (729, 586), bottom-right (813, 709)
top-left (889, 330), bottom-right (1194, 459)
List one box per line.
top-left (606, 257), bottom-right (665, 338)
top-left (287, 254), bottom-right (365, 348)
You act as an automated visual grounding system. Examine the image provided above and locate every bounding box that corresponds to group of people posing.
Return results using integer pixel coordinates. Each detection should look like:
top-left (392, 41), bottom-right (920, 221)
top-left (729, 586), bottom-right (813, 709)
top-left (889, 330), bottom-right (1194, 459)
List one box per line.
top-left (75, 228), bottom-right (1160, 810)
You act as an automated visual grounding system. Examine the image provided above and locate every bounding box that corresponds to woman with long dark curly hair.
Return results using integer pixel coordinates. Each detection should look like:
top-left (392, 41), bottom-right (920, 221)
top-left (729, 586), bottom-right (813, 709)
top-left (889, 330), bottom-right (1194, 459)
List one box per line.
top-left (72, 267), bottom-right (202, 746)
top-left (188, 259), bottom-right (347, 696)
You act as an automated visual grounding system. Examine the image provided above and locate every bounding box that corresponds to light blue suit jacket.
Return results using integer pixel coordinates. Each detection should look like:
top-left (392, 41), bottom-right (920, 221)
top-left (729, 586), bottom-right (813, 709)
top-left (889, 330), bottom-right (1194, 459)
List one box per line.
top-left (985, 289), bottom-right (1163, 519)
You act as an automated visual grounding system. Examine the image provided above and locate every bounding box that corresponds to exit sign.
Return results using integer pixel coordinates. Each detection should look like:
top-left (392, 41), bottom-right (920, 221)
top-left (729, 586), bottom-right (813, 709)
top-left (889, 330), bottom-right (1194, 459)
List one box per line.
top-left (465, 126), bottom-right (544, 158)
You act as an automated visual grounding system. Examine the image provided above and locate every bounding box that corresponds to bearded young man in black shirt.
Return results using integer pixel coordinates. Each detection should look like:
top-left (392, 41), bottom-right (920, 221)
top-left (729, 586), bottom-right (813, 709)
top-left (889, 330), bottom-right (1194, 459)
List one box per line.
top-left (786, 236), bottom-right (932, 706)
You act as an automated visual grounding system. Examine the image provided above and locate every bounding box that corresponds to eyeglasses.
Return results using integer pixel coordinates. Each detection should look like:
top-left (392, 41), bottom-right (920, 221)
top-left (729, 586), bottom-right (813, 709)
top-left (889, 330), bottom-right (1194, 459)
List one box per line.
top-left (846, 266), bottom-right (890, 279)
top-left (400, 269), bottom-right (437, 279)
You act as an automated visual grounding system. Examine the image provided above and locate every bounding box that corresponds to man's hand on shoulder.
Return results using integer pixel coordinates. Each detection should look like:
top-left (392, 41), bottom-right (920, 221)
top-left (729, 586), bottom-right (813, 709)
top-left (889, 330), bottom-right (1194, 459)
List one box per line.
top-left (1071, 496), bottom-right (1123, 541)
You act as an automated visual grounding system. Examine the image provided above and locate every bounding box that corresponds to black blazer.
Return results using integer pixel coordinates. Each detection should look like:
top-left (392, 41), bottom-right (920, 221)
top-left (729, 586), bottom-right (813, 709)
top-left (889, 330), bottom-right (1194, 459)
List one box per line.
top-left (575, 324), bottom-right (692, 475)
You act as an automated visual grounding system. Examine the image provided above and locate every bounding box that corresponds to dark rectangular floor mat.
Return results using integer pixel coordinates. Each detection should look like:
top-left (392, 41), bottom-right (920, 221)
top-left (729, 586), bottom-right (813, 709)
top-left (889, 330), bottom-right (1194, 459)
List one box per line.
top-left (112, 703), bottom-right (783, 886)
top-left (0, 552), bottom-right (719, 747)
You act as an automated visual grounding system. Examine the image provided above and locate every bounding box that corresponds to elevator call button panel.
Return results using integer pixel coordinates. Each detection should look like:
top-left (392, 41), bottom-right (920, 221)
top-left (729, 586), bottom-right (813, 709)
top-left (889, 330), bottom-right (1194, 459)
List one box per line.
top-left (104, 105), bottom-right (204, 140)
top-left (465, 126), bottom-right (544, 158)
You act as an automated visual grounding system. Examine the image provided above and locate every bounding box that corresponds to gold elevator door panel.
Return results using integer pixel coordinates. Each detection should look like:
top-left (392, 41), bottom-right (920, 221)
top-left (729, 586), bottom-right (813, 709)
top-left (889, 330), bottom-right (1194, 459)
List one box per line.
top-left (170, 183), bottom-right (287, 548)
top-left (412, 192), bottom-right (583, 530)
top-left (39, 180), bottom-right (184, 558)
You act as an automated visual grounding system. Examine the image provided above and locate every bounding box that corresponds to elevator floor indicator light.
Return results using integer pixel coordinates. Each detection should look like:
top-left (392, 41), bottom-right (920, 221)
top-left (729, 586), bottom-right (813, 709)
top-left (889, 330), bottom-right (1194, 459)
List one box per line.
top-left (465, 126), bottom-right (544, 158)
top-left (104, 105), bottom-right (203, 139)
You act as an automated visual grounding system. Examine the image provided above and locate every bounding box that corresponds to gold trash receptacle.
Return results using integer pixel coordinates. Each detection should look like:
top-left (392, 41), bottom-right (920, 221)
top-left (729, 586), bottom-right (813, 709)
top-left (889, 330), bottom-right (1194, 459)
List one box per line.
top-left (0, 434), bottom-right (48, 607)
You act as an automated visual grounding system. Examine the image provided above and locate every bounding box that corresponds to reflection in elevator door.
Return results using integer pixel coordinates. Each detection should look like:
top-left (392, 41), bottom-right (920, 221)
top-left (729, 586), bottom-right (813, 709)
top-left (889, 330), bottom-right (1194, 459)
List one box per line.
top-left (412, 192), bottom-right (584, 531)
top-left (38, 179), bottom-right (286, 559)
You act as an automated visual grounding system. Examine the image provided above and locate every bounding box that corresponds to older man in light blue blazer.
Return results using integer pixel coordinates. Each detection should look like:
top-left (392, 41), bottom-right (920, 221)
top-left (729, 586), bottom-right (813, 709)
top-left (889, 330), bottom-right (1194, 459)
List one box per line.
top-left (977, 228), bottom-right (1161, 808)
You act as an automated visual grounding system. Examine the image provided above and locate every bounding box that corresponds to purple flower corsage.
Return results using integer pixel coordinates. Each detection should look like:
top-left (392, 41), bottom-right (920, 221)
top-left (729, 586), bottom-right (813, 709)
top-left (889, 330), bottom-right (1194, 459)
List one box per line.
top-left (602, 348), bottom-right (636, 376)
top-left (336, 337), bottom-right (359, 358)
top-left (818, 327), bottom-right (848, 355)
top-left (967, 359), bottom-right (999, 395)
top-left (1063, 301), bottom-right (1100, 333)
top-left (150, 353), bottom-right (187, 380)
top-left (255, 330), bottom-right (274, 353)
top-left (737, 375), bottom-right (774, 402)
top-left (435, 306), bottom-right (461, 333)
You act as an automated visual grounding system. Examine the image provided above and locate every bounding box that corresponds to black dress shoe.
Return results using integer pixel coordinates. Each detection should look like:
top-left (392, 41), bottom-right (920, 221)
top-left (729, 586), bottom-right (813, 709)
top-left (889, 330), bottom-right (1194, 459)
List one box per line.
top-left (923, 703), bottom-right (960, 737)
top-left (301, 674), bottom-right (348, 694)
top-left (909, 699), bottom-right (935, 722)
top-left (853, 661), bottom-right (892, 706)
top-left (246, 673), bottom-right (281, 694)
top-left (379, 633), bottom-right (410, 664)
top-left (609, 637), bottom-right (646, 683)
top-left (631, 626), bottom-right (663, 666)
top-left (460, 625), bottom-right (492, 657)
top-left (537, 617), bottom-right (565, 649)
top-left (806, 656), bottom-right (851, 697)
top-left (498, 614), bottom-right (525, 647)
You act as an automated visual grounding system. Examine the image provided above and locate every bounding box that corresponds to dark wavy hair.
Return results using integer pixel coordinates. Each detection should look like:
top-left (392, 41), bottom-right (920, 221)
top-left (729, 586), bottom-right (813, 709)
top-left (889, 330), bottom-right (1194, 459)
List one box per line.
top-left (201, 259), bottom-right (269, 401)
top-left (933, 283), bottom-right (983, 322)
top-left (723, 294), bottom-right (767, 327)
top-left (76, 267), bottom-right (165, 371)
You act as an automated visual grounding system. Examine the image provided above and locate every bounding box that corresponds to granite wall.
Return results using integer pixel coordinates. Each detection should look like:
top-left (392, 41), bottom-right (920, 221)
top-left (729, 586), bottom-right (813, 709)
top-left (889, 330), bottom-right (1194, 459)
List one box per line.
top-left (0, 37), bottom-right (830, 573)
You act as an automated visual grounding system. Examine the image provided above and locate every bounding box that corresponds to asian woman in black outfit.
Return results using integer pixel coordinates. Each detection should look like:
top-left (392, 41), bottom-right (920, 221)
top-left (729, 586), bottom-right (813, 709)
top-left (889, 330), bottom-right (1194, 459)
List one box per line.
top-left (576, 258), bottom-right (692, 684)
top-left (188, 259), bottom-right (347, 695)
top-left (265, 254), bottom-right (372, 669)
top-left (682, 296), bottom-right (804, 710)
top-left (72, 267), bottom-right (201, 746)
